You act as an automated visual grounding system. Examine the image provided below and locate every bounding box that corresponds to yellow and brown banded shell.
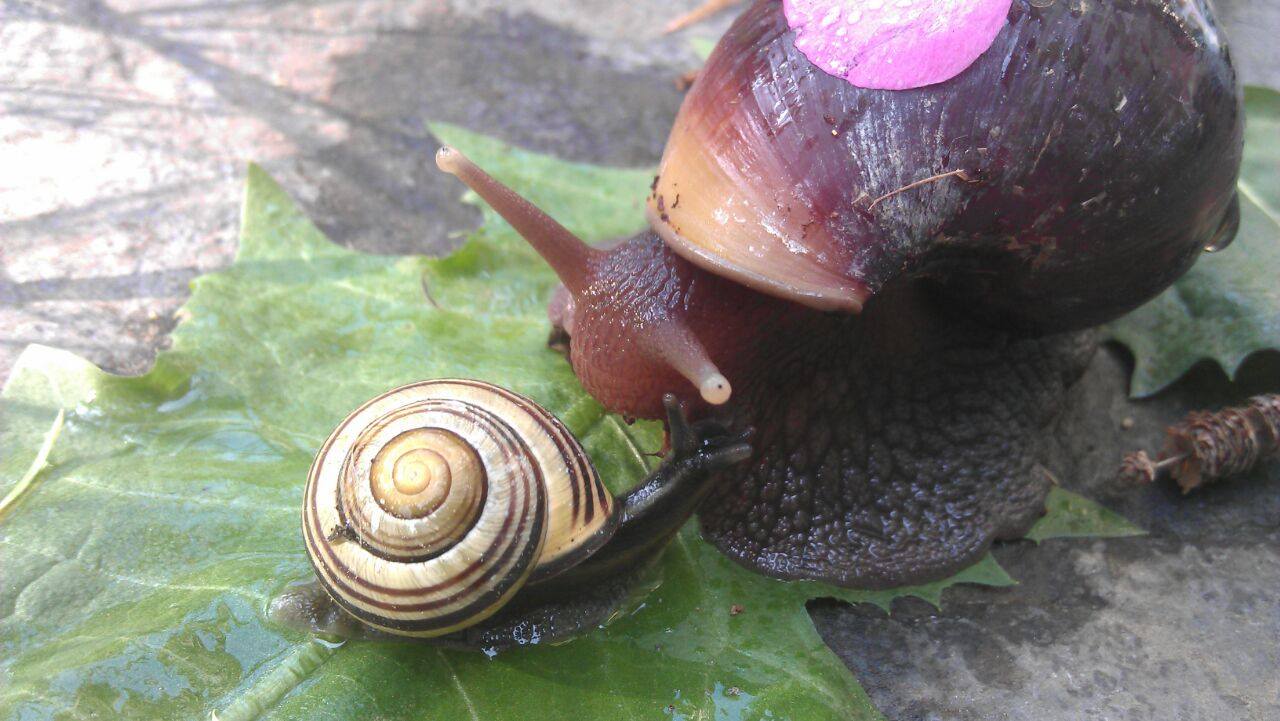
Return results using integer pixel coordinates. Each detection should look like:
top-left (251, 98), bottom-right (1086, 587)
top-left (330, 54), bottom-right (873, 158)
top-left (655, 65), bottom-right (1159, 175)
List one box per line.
top-left (303, 380), bottom-right (616, 637)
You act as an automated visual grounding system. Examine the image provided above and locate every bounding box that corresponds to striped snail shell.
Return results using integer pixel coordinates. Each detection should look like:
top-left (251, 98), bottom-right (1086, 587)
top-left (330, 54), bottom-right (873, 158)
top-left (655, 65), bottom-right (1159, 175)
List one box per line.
top-left (303, 379), bottom-right (618, 637)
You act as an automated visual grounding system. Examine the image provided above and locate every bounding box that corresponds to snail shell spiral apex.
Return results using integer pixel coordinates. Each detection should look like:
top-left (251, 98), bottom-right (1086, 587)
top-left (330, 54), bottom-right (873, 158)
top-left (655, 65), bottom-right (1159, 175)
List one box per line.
top-left (303, 380), bottom-right (616, 637)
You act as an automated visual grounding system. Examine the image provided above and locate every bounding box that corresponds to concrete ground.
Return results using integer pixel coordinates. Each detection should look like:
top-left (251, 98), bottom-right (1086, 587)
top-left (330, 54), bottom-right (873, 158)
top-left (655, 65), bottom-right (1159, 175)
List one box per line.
top-left (2, 1), bottom-right (1278, 718)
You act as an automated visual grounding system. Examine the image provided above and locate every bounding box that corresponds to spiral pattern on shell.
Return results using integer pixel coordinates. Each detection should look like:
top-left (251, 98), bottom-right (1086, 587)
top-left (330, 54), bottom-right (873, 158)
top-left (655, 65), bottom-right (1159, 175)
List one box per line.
top-left (303, 380), bottom-right (616, 637)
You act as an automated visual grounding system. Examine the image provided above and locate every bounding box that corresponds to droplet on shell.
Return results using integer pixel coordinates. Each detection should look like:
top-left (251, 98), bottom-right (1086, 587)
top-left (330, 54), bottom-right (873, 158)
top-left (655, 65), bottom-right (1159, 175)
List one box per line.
top-left (1203, 195), bottom-right (1240, 253)
top-left (783, 0), bottom-right (1014, 90)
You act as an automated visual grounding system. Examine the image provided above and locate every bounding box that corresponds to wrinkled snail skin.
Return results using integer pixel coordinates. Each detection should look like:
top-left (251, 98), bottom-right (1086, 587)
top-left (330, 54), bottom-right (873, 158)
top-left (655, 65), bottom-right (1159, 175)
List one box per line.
top-left (700, 286), bottom-right (1103, 587)
top-left (273, 384), bottom-right (751, 645)
top-left (435, 0), bottom-right (1242, 591)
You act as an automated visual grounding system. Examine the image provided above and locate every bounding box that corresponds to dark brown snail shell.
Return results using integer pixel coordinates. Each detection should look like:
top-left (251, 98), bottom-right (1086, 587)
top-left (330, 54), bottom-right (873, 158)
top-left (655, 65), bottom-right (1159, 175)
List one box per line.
top-left (649, 0), bottom-right (1242, 331)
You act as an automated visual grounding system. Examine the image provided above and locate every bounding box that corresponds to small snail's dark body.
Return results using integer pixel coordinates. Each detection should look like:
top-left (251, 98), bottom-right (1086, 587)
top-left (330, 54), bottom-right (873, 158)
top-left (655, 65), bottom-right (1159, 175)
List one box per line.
top-left (429, 0), bottom-right (1243, 608)
top-left (273, 394), bottom-right (751, 647)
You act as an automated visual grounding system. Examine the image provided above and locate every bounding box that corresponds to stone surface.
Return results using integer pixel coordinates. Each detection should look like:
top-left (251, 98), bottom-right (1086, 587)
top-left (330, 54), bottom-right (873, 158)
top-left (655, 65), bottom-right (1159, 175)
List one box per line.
top-left (0, 0), bottom-right (713, 378)
top-left (1, 1), bottom-right (1278, 719)
top-left (813, 348), bottom-right (1280, 720)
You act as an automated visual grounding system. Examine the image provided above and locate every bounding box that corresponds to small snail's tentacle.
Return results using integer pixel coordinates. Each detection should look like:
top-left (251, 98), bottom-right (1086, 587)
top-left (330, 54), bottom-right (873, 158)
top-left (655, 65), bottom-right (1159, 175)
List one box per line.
top-left (435, 146), bottom-right (601, 294)
top-left (667, 389), bottom-right (700, 457)
top-left (621, 395), bottom-right (751, 527)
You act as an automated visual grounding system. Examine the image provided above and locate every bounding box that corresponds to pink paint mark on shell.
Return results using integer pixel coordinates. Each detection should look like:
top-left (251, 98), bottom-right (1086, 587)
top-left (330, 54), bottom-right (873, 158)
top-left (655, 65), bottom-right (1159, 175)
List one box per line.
top-left (783, 0), bottom-right (1014, 90)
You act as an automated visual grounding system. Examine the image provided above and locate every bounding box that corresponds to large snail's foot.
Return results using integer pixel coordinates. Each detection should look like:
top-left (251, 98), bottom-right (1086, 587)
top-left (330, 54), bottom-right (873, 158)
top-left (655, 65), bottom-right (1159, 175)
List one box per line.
top-left (700, 287), bottom-right (1098, 588)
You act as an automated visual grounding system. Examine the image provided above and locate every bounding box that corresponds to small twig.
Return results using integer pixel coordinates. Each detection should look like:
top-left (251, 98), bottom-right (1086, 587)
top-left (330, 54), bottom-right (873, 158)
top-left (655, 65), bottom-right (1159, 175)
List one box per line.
top-left (1119, 394), bottom-right (1280, 493)
top-left (663, 0), bottom-right (742, 33)
top-left (867, 169), bottom-right (979, 210)
top-left (420, 274), bottom-right (441, 309)
top-left (0, 409), bottom-right (65, 522)
top-left (1118, 452), bottom-right (1182, 485)
top-left (675, 68), bottom-right (701, 91)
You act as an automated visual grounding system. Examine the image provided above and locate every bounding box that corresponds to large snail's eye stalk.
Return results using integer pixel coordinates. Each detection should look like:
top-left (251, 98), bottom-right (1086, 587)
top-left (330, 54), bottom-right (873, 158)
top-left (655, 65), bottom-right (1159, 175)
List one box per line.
top-left (437, 145), bottom-right (732, 409)
top-left (436, 146), bottom-right (600, 294)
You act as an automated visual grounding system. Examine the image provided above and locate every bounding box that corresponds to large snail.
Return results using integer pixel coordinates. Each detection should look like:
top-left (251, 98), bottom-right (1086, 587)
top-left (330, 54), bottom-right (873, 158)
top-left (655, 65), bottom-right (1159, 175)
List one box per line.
top-left (430, 0), bottom-right (1243, 589)
top-left (271, 380), bottom-right (750, 644)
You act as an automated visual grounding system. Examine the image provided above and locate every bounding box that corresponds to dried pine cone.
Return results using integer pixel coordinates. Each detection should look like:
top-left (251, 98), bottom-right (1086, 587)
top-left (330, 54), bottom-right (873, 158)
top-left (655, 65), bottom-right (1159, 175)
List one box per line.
top-left (1120, 394), bottom-right (1280, 493)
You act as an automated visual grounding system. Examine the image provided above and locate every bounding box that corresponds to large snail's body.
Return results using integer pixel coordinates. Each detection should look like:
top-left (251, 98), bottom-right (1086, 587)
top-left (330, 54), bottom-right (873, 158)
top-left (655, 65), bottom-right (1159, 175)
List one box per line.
top-left (433, 0), bottom-right (1243, 592)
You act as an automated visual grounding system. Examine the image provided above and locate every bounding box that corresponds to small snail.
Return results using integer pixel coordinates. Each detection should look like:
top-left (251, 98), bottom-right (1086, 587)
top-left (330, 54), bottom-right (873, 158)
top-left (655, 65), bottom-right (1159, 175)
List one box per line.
top-left (435, 0), bottom-right (1243, 588)
top-left (271, 380), bottom-right (751, 643)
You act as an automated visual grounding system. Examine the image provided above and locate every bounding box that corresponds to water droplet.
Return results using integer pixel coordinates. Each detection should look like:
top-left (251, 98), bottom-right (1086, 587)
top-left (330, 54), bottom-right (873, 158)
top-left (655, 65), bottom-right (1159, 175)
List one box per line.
top-left (1203, 195), bottom-right (1240, 253)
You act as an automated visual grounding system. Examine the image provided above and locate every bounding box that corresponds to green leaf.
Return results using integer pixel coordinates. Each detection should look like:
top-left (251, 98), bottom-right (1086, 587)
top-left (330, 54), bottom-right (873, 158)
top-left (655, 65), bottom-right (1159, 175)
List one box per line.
top-left (1024, 487), bottom-right (1145, 543)
top-left (1107, 86), bottom-right (1280, 397)
top-left (1, 127), bottom-right (1130, 721)
top-left (689, 36), bottom-right (719, 61)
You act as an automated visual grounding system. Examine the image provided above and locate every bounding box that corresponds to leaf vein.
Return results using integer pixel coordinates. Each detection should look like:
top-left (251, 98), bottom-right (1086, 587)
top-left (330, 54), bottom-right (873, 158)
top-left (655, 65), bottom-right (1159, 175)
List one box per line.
top-left (436, 650), bottom-right (481, 721)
